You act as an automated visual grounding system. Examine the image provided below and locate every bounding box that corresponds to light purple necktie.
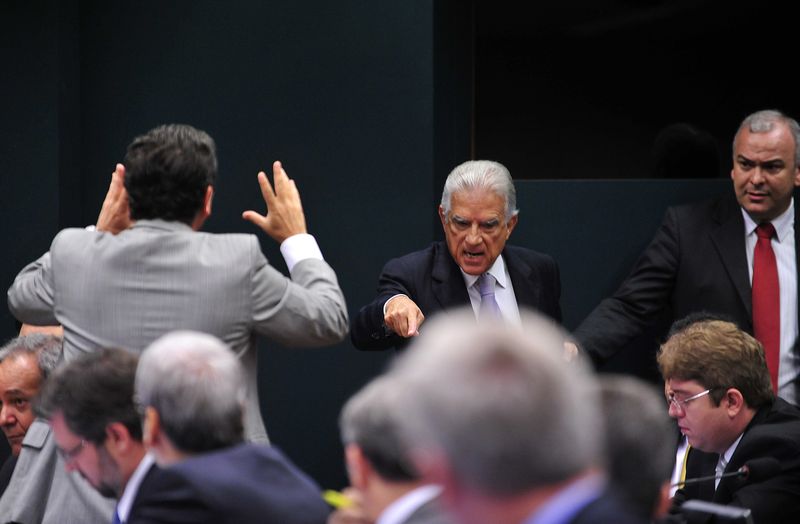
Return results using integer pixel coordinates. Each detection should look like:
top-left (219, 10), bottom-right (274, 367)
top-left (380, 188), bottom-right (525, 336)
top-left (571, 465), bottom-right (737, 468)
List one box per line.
top-left (477, 273), bottom-right (502, 321)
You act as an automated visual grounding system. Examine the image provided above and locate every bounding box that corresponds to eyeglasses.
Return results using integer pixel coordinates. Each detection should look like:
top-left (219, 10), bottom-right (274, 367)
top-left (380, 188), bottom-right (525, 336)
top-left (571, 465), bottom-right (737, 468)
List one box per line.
top-left (667, 389), bottom-right (712, 413)
top-left (57, 439), bottom-right (87, 463)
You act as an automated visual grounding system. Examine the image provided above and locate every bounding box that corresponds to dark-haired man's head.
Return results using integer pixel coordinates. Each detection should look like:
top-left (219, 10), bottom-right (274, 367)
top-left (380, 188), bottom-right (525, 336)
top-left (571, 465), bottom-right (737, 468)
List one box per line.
top-left (37, 348), bottom-right (143, 498)
top-left (124, 124), bottom-right (217, 228)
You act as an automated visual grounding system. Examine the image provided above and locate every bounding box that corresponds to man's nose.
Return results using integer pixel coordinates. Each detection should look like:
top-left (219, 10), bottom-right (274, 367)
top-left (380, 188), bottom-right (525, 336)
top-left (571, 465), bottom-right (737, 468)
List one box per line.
top-left (0, 406), bottom-right (14, 426)
top-left (466, 225), bottom-right (482, 244)
top-left (750, 167), bottom-right (766, 185)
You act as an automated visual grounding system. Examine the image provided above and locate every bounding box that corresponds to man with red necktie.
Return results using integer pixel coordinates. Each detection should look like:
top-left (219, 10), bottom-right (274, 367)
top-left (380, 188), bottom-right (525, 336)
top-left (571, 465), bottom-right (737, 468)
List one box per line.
top-left (576, 109), bottom-right (800, 405)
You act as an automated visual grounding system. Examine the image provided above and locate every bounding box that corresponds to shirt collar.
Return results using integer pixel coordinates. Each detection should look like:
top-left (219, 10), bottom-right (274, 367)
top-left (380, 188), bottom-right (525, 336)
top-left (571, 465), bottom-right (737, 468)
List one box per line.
top-left (376, 485), bottom-right (442, 524)
top-left (742, 198), bottom-right (794, 242)
top-left (130, 219), bottom-right (194, 233)
top-left (116, 453), bottom-right (155, 522)
top-left (461, 254), bottom-right (508, 289)
top-left (722, 433), bottom-right (744, 468)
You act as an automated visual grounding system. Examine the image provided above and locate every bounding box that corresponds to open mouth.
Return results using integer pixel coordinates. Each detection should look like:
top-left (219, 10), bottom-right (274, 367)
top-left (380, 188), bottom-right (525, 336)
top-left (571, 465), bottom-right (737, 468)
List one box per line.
top-left (464, 250), bottom-right (484, 258)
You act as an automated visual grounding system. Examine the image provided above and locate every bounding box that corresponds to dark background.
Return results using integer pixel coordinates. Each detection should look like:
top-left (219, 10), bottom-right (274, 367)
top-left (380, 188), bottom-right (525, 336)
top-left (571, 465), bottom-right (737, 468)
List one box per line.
top-left (1, 0), bottom-right (795, 488)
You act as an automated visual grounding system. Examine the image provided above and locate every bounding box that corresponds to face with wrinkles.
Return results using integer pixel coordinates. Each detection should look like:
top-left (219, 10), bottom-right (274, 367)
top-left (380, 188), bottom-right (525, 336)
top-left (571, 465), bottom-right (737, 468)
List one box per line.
top-left (0, 353), bottom-right (42, 456)
top-left (439, 189), bottom-right (518, 276)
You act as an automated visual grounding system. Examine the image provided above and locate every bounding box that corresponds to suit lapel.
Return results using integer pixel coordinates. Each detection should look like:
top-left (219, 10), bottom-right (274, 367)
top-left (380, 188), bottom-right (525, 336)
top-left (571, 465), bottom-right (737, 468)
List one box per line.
top-left (430, 242), bottom-right (470, 310)
top-left (683, 447), bottom-right (719, 503)
top-left (504, 247), bottom-right (540, 309)
top-left (709, 196), bottom-right (752, 323)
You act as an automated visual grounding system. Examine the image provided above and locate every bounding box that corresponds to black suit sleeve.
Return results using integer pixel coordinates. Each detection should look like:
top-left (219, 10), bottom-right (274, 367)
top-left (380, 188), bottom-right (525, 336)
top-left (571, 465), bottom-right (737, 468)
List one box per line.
top-left (350, 255), bottom-right (420, 351)
top-left (128, 468), bottom-right (215, 524)
top-left (573, 207), bottom-right (680, 364)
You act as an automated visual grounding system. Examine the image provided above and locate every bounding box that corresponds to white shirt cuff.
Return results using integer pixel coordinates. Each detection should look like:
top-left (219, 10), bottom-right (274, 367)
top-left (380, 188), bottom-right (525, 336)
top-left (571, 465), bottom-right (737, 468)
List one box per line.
top-left (280, 234), bottom-right (323, 272)
top-left (383, 294), bottom-right (409, 316)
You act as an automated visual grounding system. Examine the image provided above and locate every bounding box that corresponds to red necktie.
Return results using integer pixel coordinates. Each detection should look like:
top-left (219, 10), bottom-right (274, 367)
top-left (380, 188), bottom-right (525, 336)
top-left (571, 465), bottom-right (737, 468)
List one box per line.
top-left (752, 222), bottom-right (780, 392)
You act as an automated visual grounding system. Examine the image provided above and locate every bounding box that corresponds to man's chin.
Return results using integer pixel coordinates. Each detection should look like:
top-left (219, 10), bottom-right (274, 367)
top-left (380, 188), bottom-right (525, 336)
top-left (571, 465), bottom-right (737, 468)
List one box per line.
top-left (458, 258), bottom-right (489, 275)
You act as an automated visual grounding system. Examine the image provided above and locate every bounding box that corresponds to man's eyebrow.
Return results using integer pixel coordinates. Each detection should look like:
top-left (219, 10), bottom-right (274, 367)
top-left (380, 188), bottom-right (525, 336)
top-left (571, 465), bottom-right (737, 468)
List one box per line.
top-left (1, 388), bottom-right (29, 398)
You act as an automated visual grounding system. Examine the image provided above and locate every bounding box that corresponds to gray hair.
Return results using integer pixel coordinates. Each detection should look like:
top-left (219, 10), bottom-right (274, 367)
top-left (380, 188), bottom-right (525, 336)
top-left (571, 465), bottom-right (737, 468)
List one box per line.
top-left (340, 375), bottom-right (418, 482)
top-left (135, 331), bottom-right (246, 453)
top-left (598, 375), bottom-right (674, 519)
top-left (390, 308), bottom-right (600, 495)
top-left (440, 160), bottom-right (518, 221)
top-left (734, 109), bottom-right (800, 167)
top-left (0, 334), bottom-right (62, 380)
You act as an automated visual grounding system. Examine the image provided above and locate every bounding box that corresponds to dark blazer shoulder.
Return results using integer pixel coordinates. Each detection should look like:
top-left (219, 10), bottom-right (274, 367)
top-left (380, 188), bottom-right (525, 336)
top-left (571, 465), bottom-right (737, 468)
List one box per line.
top-left (129, 445), bottom-right (329, 524)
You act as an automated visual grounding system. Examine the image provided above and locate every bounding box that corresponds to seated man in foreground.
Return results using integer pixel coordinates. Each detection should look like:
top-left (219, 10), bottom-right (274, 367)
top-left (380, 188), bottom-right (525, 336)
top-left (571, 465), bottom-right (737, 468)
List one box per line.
top-left (660, 319), bottom-right (800, 523)
top-left (35, 348), bottom-right (152, 524)
top-left (329, 375), bottom-right (452, 524)
top-left (130, 330), bottom-right (330, 524)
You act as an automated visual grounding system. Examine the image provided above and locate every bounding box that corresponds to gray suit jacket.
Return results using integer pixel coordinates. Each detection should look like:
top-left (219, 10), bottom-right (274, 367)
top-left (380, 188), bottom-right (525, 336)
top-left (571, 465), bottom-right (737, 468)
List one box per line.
top-left (7, 220), bottom-right (349, 442)
top-left (0, 419), bottom-right (114, 524)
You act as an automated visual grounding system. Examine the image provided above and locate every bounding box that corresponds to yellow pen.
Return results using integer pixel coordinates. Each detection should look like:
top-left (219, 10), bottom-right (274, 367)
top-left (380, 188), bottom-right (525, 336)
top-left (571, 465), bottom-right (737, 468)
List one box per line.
top-left (322, 489), bottom-right (354, 509)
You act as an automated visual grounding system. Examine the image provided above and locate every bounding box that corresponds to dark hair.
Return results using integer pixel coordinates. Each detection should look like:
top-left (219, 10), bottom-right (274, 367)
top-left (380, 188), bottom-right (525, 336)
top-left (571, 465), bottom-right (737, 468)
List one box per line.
top-left (36, 348), bottom-right (142, 444)
top-left (124, 124), bottom-right (217, 225)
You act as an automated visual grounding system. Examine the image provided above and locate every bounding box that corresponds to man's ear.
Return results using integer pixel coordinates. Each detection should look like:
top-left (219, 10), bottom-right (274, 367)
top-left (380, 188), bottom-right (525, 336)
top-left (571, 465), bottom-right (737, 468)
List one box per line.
top-left (204, 185), bottom-right (214, 215)
top-left (438, 205), bottom-right (447, 228)
top-left (190, 186), bottom-right (214, 230)
top-left (723, 388), bottom-right (746, 418)
top-left (142, 406), bottom-right (160, 449)
top-left (505, 213), bottom-right (518, 238)
top-left (104, 421), bottom-right (134, 459)
top-left (344, 444), bottom-right (372, 490)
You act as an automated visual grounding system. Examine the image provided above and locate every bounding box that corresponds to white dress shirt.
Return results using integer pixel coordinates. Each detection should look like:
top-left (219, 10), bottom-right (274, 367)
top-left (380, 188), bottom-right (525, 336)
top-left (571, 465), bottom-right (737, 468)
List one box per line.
top-left (742, 200), bottom-right (799, 404)
top-left (461, 254), bottom-right (521, 325)
top-left (116, 453), bottom-right (155, 523)
top-left (377, 485), bottom-right (442, 524)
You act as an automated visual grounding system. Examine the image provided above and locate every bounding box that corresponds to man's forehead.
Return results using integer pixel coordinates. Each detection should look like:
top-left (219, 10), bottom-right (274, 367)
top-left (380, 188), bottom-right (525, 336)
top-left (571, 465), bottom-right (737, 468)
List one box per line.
top-left (736, 125), bottom-right (794, 152)
top-left (450, 190), bottom-right (506, 215)
top-left (0, 354), bottom-right (41, 388)
top-left (666, 377), bottom-right (704, 393)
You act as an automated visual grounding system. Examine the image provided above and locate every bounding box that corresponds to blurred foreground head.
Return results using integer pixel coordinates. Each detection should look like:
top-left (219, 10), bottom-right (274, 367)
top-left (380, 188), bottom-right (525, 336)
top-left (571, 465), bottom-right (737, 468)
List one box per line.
top-left (388, 308), bottom-right (601, 524)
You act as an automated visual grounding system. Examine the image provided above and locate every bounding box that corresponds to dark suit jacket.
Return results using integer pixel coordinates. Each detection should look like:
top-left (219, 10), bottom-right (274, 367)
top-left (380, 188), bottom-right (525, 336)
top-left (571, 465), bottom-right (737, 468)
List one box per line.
top-left (0, 455), bottom-right (16, 498)
top-left (127, 443), bottom-right (330, 524)
top-left (570, 491), bottom-right (647, 524)
top-left (675, 398), bottom-right (800, 524)
top-left (351, 241), bottom-right (562, 350)
top-left (575, 194), bottom-right (800, 374)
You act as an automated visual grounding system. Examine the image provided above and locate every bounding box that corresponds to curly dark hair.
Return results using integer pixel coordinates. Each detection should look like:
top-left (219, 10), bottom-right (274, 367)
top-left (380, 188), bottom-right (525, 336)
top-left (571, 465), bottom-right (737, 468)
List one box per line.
top-left (124, 124), bottom-right (217, 224)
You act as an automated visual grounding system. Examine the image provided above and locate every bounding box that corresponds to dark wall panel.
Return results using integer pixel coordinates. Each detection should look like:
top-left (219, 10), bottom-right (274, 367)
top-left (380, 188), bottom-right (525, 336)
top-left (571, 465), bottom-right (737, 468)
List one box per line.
top-left (75, 1), bottom-right (438, 489)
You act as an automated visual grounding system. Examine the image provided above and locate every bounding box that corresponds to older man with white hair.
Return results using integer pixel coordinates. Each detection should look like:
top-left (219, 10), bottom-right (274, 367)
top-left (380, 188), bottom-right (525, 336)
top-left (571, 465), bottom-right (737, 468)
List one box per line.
top-left (351, 160), bottom-right (562, 351)
top-left (129, 330), bottom-right (329, 524)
